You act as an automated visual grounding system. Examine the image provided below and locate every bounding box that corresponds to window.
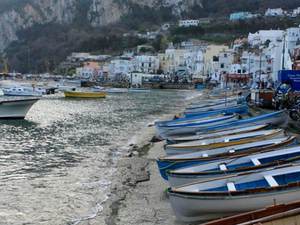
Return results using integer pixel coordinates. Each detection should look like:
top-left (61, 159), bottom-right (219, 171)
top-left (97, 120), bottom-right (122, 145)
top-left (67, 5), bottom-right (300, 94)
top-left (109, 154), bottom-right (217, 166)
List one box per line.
top-left (220, 63), bottom-right (225, 68)
top-left (237, 69), bottom-right (241, 74)
top-left (224, 54), bottom-right (227, 58)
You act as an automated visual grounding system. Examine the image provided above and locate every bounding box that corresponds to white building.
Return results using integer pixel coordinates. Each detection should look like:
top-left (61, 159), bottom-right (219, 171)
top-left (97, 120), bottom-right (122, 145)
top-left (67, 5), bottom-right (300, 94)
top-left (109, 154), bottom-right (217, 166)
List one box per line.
top-left (286, 27), bottom-right (300, 53)
top-left (108, 59), bottom-right (133, 79)
top-left (265, 8), bottom-right (284, 17)
top-left (293, 7), bottom-right (300, 17)
top-left (179, 20), bottom-right (200, 27)
top-left (76, 67), bottom-right (98, 80)
top-left (134, 55), bottom-right (159, 74)
top-left (217, 50), bottom-right (235, 74)
top-left (248, 30), bottom-right (284, 46)
top-left (184, 49), bottom-right (204, 78)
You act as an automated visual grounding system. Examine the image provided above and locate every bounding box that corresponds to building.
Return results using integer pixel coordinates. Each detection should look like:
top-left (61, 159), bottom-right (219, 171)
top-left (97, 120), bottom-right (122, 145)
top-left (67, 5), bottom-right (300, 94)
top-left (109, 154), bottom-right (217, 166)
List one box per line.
top-left (265, 8), bottom-right (284, 17)
top-left (108, 59), bottom-right (134, 79)
top-left (286, 27), bottom-right (300, 53)
top-left (179, 20), bottom-right (200, 27)
top-left (229, 12), bottom-right (257, 21)
top-left (134, 55), bottom-right (159, 74)
top-left (293, 7), bottom-right (300, 17)
top-left (76, 61), bottom-right (101, 80)
top-left (248, 30), bottom-right (285, 46)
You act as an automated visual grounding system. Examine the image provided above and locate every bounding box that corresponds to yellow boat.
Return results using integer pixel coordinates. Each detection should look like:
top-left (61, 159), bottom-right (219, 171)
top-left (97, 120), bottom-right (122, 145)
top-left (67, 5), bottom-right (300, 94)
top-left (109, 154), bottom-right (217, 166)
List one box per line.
top-left (64, 91), bottom-right (106, 98)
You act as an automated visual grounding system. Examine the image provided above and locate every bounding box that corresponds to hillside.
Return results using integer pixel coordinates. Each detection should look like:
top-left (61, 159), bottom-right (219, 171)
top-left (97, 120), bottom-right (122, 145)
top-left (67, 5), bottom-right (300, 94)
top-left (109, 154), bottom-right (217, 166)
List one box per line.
top-left (1, 0), bottom-right (300, 73)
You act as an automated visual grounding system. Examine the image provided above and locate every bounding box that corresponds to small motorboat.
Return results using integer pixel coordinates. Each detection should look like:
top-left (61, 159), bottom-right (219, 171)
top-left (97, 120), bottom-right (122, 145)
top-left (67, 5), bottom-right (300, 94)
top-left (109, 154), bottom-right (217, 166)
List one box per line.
top-left (64, 90), bottom-right (106, 98)
top-left (157, 136), bottom-right (295, 180)
top-left (128, 88), bottom-right (151, 93)
top-left (168, 145), bottom-right (300, 187)
top-left (165, 129), bottom-right (285, 155)
top-left (3, 86), bottom-right (42, 97)
top-left (0, 98), bottom-right (39, 119)
top-left (168, 164), bottom-right (300, 222)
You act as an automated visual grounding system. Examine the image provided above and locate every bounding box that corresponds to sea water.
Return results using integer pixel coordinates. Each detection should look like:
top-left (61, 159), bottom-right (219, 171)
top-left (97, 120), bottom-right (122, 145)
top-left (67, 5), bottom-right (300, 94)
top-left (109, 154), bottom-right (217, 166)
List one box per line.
top-left (0, 90), bottom-right (193, 224)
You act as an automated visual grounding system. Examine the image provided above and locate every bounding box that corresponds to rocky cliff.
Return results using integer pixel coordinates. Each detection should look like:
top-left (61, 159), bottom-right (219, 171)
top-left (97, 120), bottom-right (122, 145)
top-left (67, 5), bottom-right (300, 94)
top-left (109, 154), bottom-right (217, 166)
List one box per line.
top-left (0, 0), bottom-right (203, 52)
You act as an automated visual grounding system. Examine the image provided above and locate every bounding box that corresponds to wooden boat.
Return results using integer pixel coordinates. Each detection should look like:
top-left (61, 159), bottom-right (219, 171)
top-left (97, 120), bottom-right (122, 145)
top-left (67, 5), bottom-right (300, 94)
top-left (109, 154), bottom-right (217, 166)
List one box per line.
top-left (167, 124), bottom-right (269, 144)
top-left (157, 114), bottom-right (238, 139)
top-left (64, 90), bottom-right (106, 98)
top-left (155, 105), bottom-right (248, 127)
top-left (202, 200), bottom-right (300, 225)
top-left (157, 136), bottom-right (295, 180)
top-left (157, 113), bottom-right (229, 127)
top-left (161, 110), bottom-right (286, 138)
top-left (185, 104), bottom-right (248, 118)
top-left (186, 99), bottom-right (239, 110)
top-left (168, 145), bottom-right (300, 187)
top-left (168, 165), bottom-right (300, 222)
top-left (165, 129), bottom-right (284, 155)
top-left (0, 98), bottom-right (39, 119)
top-left (185, 102), bottom-right (240, 114)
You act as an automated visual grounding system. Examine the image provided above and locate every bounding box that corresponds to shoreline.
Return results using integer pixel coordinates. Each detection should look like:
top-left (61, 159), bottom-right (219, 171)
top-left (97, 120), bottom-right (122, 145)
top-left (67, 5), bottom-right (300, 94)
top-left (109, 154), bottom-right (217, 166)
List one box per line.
top-left (99, 92), bottom-right (204, 225)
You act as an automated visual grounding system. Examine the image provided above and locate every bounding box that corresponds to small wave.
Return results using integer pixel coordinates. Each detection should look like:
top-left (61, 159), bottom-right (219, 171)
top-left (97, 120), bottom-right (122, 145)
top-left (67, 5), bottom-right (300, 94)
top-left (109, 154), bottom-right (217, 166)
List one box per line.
top-left (71, 195), bottom-right (109, 225)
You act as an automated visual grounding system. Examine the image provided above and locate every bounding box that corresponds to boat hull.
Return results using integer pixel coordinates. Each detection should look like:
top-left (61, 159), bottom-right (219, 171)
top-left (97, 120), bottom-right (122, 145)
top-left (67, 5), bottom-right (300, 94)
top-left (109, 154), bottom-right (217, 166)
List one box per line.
top-left (169, 188), bottom-right (300, 222)
top-left (64, 91), bottom-right (106, 98)
top-left (0, 98), bottom-right (39, 119)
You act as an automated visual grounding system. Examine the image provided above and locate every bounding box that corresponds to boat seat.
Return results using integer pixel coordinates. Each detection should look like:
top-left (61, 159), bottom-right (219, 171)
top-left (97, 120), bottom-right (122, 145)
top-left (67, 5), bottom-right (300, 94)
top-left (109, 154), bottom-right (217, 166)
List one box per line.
top-left (264, 175), bottom-right (279, 187)
top-left (219, 164), bottom-right (228, 171)
top-left (251, 158), bottom-right (261, 166)
top-left (202, 153), bottom-right (208, 158)
top-left (227, 182), bottom-right (237, 192)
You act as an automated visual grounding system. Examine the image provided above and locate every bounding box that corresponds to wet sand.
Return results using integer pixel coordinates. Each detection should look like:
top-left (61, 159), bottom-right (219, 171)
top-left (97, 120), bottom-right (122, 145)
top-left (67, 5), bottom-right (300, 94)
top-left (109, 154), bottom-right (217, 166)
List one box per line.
top-left (100, 126), bottom-right (179, 225)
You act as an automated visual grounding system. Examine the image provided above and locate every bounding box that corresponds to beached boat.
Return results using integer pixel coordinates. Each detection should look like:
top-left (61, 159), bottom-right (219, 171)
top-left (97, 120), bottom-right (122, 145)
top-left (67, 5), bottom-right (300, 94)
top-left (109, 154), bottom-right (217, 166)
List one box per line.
top-left (0, 98), bottom-right (39, 119)
top-left (168, 164), bottom-right (300, 222)
top-left (202, 200), bottom-right (300, 225)
top-left (165, 129), bottom-right (284, 155)
top-left (185, 102), bottom-right (240, 114)
top-left (168, 145), bottom-right (300, 187)
top-left (161, 110), bottom-right (286, 138)
top-left (157, 114), bottom-right (238, 139)
top-left (186, 99), bottom-right (240, 110)
top-left (184, 104), bottom-right (248, 118)
top-left (157, 136), bottom-right (295, 180)
top-left (155, 105), bottom-right (247, 127)
top-left (167, 124), bottom-right (269, 144)
top-left (64, 90), bottom-right (106, 98)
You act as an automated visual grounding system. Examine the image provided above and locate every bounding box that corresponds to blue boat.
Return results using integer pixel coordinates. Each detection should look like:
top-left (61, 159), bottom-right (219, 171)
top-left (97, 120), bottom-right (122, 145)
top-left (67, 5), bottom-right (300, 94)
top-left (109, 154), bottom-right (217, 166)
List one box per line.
top-left (168, 164), bottom-right (300, 222)
top-left (168, 145), bottom-right (300, 187)
top-left (156, 136), bottom-right (295, 180)
top-left (156, 114), bottom-right (238, 139)
top-left (162, 110), bottom-right (286, 138)
top-left (184, 104), bottom-right (248, 118)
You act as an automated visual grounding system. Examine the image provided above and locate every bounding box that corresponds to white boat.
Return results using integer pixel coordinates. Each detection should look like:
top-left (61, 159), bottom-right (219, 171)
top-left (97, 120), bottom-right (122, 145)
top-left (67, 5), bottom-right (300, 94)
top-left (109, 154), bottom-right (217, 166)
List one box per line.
top-left (128, 88), bottom-right (151, 93)
top-left (165, 129), bottom-right (284, 155)
top-left (0, 98), bottom-right (39, 119)
top-left (168, 164), bottom-right (300, 222)
top-left (106, 88), bottom-right (128, 93)
top-left (3, 87), bottom-right (42, 97)
top-left (167, 124), bottom-right (268, 143)
top-left (168, 145), bottom-right (300, 187)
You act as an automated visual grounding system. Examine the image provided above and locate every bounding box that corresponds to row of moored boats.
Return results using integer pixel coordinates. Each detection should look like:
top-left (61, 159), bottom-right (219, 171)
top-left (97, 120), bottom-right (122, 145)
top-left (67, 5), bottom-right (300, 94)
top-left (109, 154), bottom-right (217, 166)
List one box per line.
top-left (154, 93), bottom-right (300, 223)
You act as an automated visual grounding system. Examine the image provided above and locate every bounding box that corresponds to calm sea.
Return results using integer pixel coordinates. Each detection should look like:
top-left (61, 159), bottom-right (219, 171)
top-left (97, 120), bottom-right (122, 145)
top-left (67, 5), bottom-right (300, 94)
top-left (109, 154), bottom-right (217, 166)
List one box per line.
top-left (0, 90), bottom-right (193, 225)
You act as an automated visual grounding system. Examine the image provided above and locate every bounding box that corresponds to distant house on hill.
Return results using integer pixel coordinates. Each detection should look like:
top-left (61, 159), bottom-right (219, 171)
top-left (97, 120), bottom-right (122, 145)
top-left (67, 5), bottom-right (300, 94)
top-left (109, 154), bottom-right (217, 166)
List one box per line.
top-left (229, 12), bottom-right (258, 21)
top-left (179, 20), bottom-right (200, 27)
top-left (265, 8), bottom-right (284, 17)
